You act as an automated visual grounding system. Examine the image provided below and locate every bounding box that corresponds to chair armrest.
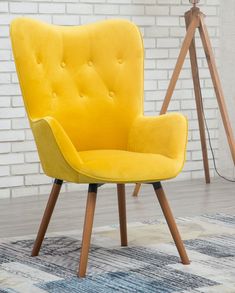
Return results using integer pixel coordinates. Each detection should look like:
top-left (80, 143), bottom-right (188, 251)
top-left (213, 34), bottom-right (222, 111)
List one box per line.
top-left (128, 113), bottom-right (188, 162)
top-left (31, 116), bottom-right (83, 180)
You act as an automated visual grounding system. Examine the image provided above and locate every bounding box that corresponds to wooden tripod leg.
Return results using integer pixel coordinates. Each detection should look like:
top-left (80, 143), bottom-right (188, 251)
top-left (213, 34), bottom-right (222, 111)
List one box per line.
top-left (160, 13), bottom-right (199, 114)
top-left (132, 183), bottom-right (141, 197)
top-left (185, 10), bottom-right (210, 184)
top-left (199, 14), bottom-right (235, 164)
top-left (153, 182), bottom-right (190, 265)
top-left (78, 184), bottom-right (97, 278)
top-left (31, 179), bottom-right (63, 257)
top-left (117, 184), bottom-right (128, 246)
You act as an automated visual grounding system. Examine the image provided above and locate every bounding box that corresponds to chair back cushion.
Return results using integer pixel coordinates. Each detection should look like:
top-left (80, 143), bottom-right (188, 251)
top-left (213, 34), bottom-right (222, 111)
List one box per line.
top-left (11, 18), bottom-right (144, 151)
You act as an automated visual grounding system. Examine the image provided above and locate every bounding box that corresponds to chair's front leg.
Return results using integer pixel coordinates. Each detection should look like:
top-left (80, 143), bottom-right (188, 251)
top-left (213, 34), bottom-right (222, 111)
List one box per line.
top-left (153, 182), bottom-right (190, 265)
top-left (32, 179), bottom-right (63, 256)
top-left (78, 184), bottom-right (98, 278)
top-left (117, 184), bottom-right (128, 246)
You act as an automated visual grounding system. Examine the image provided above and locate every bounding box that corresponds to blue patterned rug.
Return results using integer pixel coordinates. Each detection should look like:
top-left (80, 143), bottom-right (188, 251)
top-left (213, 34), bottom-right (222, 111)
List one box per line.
top-left (0, 213), bottom-right (235, 292)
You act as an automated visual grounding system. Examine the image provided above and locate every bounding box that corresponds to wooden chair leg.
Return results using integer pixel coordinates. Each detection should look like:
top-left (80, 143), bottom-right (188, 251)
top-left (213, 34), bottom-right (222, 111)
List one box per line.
top-left (132, 183), bottom-right (141, 197)
top-left (78, 184), bottom-right (97, 278)
top-left (31, 179), bottom-right (63, 257)
top-left (153, 182), bottom-right (190, 265)
top-left (117, 184), bottom-right (128, 246)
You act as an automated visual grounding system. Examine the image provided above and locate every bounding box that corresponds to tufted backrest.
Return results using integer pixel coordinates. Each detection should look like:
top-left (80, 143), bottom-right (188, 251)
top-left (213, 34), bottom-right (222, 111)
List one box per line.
top-left (10, 18), bottom-right (144, 151)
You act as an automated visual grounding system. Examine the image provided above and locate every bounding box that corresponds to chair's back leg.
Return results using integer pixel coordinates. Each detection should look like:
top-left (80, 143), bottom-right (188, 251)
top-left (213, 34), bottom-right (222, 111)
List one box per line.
top-left (132, 183), bottom-right (141, 197)
top-left (78, 184), bottom-right (98, 278)
top-left (117, 184), bottom-right (128, 246)
top-left (31, 179), bottom-right (63, 257)
top-left (153, 182), bottom-right (190, 265)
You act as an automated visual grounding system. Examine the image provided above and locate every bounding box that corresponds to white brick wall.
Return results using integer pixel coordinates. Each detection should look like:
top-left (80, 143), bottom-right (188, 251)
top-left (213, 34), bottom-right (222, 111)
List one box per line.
top-left (0, 0), bottom-right (220, 198)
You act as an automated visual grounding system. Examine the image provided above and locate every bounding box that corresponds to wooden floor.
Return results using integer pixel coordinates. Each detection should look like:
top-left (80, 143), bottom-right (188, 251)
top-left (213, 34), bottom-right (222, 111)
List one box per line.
top-left (0, 178), bottom-right (234, 238)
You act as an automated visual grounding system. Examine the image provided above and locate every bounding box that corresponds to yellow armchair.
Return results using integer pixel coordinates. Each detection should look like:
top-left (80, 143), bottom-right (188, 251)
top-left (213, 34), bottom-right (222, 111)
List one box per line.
top-left (10, 17), bottom-right (189, 278)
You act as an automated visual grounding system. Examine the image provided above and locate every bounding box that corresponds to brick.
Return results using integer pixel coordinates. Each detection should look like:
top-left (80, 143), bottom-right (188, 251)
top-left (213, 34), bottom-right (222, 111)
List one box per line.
top-left (144, 60), bottom-right (156, 69)
top-left (0, 50), bottom-right (11, 61)
top-left (0, 2), bottom-right (8, 13)
top-left (11, 163), bottom-right (38, 175)
top-left (12, 141), bottom-right (37, 152)
top-left (82, 0), bottom-right (105, 3)
top-left (67, 3), bottom-right (93, 14)
top-left (144, 80), bottom-right (157, 91)
top-left (0, 130), bottom-right (25, 142)
top-left (143, 38), bottom-right (156, 48)
top-left (52, 15), bottom-right (79, 25)
top-left (0, 84), bottom-right (21, 96)
top-left (0, 38), bottom-right (11, 50)
top-left (145, 27), bottom-right (169, 37)
top-left (12, 186), bottom-right (38, 198)
top-left (132, 16), bottom-right (155, 26)
top-left (0, 188), bottom-right (10, 199)
top-left (144, 101), bottom-right (155, 112)
top-left (0, 176), bottom-right (24, 188)
top-left (0, 62), bottom-right (16, 73)
top-left (0, 26), bottom-right (9, 37)
top-left (120, 5), bottom-right (144, 15)
top-left (168, 100), bottom-right (180, 111)
top-left (0, 166), bottom-right (10, 176)
top-left (157, 38), bottom-right (179, 48)
top-left (0, 119), bottom-right (11, 129)
top-left (146, 90), bottom-right (166, 101)
top-left (25, 174), bottom-right (52, 185)
top-left (94, 4), bottom-right (119, 15)
top-left (146, 6), bottom-right (169, 16)
top-left (11, 73), bottom-right (19, 84)
top-left (0, 142), bottom-right (11, 153)
top-left (39, 3), bottom-right (65, 14)
top-left (0, 153), bottom-right (24, 165)
top-left (25, 152), bottom-right (40, 163)
top-left (145, 69), bottom-right (168, 80)
top-left (0, 108), bottom-right (25, 118)
top-left (157, 17), bottom-right (179, 26)
top-left (10, 2), bottom-right (38, 13)
top-left (25, 129), bottom-right (34, 140)
top-left (146, 49), bottom-right (168, 59)
top-left (156, 59), bottom-right (176, 69)
top-left (80, 15), bottom-right (104, 24)
top-left (0, 73), bottom-right (11, 84)
top-left (170, 6), bottom-right (188, 16)
top-left (11, 97), bottom-right (24, 107)
top-left (12, 118), bottom-right (30, 130)
top-left (158, 0), bottom-right (180, 3)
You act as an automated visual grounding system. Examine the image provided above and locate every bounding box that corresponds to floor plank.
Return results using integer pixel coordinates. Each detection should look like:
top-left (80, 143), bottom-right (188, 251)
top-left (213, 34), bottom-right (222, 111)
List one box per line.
top-left (0, 178), bottom-right (234, 238)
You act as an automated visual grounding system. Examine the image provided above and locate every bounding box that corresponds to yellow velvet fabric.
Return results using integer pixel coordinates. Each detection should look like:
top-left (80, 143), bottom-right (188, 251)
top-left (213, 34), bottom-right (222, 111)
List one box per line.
top-left (10, 17), bottom-right (188, 184)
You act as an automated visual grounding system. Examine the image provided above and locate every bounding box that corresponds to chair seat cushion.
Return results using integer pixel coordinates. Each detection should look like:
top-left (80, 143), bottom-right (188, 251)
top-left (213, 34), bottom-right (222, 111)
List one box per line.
top-left (78, 150), bottom-right (183, 183)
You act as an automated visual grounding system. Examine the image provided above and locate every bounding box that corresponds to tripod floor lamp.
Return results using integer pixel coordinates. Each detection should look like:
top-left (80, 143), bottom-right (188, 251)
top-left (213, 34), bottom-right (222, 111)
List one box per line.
top-left (133, 0), bottom-right (235, 197)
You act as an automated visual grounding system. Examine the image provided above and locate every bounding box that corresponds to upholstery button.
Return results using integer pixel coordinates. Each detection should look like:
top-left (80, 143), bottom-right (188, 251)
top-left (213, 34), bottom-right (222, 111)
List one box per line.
top-left (79, 93), bottom-right (84, 98)
top-left (52, 92), bottom-right (57, 98)
top-left (61, 62), bottom-right (66, 68)
top-left (88, 61), bottom-right (93, 67)
top-left (109, 91), bottom-right (114, 98)
top-left (118, 59), bottom-right (123, 64)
